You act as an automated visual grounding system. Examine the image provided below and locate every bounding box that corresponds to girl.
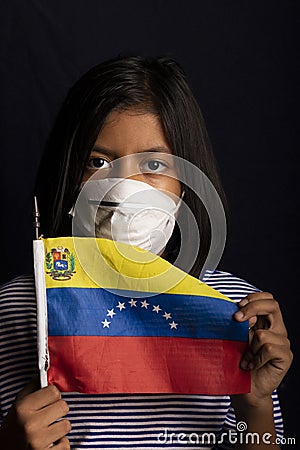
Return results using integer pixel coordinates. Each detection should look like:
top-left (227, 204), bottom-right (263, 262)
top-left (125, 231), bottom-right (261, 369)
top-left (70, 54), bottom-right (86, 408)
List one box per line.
top-left (0, 56), bottom-right (292, 449)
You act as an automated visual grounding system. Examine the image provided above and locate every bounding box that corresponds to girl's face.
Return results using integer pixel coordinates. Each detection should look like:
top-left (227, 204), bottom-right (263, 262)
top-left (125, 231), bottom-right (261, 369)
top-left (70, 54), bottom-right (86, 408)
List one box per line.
top-left (82, 109), bottom-right (182, 201)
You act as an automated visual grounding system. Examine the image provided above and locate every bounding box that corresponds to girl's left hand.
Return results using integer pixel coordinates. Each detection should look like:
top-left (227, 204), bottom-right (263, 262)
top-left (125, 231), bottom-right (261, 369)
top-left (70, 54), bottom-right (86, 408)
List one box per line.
top-left (234, 292), bottom-right (293, 405)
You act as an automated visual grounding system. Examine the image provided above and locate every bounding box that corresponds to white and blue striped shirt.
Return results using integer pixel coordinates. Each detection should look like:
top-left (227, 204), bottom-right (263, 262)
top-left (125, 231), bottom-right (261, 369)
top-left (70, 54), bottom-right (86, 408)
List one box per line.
top-left (0, 270), bottom-right (284, 449)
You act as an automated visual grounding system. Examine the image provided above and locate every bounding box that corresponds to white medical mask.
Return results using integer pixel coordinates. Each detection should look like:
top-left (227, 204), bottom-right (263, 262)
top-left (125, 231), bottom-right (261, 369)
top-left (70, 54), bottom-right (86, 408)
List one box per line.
top-left (71, 178), bottom-right (184, 256)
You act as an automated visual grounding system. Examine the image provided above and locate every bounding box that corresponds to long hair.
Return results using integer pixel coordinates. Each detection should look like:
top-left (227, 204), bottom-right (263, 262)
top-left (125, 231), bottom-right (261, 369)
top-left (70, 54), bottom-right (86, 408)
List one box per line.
top-left (34, 55), bottom-right (227, 278)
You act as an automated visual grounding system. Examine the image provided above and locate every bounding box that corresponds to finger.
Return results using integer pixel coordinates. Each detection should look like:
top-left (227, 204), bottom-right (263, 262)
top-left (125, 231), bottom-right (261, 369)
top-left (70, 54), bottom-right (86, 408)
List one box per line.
top-left (240, 349), bottom-right (255, 370)
top-left (234, 298), bottom-right (287, 336)
top-left (16, 375), bottom-right (40, 401)
top-left (240, 330), bottom-right (291, 369)
top-left (251, 343), bottom-right (293, 371)
top-left (53, 437), bottom-right (71, 449)
top-left (242, 292), bottom-right (274, 302)
top-left (34, 399), bottom-right (70, 428)
top-left (250, 329), bottom-right (291, 356)
top-left (44, 420), bottom-right (72, 448)
top-left (17, 384), bottom-right (61, 411)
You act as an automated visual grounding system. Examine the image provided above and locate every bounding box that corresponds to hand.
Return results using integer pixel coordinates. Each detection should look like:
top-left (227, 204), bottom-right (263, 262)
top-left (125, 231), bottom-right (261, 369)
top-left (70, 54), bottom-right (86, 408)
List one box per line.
top-left (0, 377), bottom-right (71, 449)
top-left (233, 292), bottom-right (293, 406)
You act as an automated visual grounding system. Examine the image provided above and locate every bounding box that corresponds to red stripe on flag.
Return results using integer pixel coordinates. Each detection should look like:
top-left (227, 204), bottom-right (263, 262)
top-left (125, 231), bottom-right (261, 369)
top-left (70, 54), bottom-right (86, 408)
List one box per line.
top-left (48, 336), bottom-right (250, 395)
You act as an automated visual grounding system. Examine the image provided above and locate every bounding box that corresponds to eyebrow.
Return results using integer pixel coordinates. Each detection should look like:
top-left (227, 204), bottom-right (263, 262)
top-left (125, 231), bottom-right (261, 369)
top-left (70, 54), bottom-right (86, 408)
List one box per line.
top-left (91, 145), bottom-right (172, 157)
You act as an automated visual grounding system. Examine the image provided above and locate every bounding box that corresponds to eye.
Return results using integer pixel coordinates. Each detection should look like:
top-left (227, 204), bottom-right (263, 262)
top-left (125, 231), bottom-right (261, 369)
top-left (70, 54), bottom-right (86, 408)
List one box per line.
top-left (87, 157), bottom-right (111, 170)
top-left (140, 159), bottom-right (168, 173)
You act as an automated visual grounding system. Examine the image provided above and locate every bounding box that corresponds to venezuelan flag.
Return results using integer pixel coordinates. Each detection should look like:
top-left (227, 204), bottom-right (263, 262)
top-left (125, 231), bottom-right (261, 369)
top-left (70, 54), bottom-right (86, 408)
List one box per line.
top-left (34, 236), bottom-right (250, 395)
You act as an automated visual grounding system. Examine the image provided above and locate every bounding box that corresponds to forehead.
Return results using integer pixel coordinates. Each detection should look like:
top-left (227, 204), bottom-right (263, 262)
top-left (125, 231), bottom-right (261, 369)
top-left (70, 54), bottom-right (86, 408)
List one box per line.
top-left (94, 109), bottom-right (172, 155)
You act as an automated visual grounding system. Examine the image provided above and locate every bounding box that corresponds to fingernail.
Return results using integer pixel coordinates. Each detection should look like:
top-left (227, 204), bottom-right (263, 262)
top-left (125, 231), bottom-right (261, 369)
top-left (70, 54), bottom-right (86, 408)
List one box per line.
top-left (248, 317), bottom-right (256, 329)
top-left (240, 359), bottom-right (248, 370)
top-left (239, 299), bottom-right (249, 307)
top-left (235, 311), bottom-right (244, 320)
top-left (248, 362), bottom-right (254, 370)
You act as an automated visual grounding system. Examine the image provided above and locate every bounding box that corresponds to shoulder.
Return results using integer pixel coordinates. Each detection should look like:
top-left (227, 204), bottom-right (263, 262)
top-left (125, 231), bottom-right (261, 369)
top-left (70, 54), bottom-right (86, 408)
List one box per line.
top-left (0, 274), bottom-right (37, 345)
top-left (0, 273), bottom-right (35, 290)
top-left (202, 269), bottom-right (260, 302)
top-left (0, 274), bottom-right (36, 305)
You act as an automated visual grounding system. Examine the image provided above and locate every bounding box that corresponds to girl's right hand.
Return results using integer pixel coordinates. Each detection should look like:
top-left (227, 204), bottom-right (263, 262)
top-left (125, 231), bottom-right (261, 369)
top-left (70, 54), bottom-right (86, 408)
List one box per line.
top-left (0, 377), bottom-right (71, 449)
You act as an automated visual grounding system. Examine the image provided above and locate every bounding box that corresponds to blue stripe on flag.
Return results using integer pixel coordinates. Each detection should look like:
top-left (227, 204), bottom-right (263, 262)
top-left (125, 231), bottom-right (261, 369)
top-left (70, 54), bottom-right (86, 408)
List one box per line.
top-left (47, 287), bottom-right (248, 341)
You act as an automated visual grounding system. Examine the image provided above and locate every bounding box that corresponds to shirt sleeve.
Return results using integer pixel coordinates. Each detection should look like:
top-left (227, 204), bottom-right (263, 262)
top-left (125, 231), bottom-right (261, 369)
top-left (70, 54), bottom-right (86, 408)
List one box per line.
top-left (0, 275), bottom-right (38, 426)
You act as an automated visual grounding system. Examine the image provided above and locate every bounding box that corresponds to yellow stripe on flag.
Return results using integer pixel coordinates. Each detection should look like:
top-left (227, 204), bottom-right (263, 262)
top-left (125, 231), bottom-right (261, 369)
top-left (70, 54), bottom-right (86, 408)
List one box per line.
top-left (42, 237), bottom-right (233, 302)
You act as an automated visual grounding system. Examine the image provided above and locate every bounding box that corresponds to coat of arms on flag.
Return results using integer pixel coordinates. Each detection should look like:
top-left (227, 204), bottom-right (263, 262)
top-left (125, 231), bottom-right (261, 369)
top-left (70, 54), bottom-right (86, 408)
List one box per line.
top-left (45, 246), bottom-right (76, 280)
top-left (33, 236), bottom-right (250, 395)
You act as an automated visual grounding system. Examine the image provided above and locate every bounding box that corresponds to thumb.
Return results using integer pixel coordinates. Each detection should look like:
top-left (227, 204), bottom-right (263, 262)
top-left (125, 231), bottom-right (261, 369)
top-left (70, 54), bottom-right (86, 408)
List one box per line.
top-left (16, 375), bottom-right (41, 401)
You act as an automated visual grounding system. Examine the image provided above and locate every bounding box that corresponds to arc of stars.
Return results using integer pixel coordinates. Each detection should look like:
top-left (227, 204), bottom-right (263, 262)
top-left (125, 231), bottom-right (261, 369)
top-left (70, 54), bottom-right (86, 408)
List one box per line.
top-left (101, 297), bottom-right (179, 331)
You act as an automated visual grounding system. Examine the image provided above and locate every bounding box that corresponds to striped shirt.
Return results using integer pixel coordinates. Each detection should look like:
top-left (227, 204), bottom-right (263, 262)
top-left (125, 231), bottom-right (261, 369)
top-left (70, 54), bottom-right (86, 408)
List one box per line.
top-left (0, 270), bottom-right (284, 449)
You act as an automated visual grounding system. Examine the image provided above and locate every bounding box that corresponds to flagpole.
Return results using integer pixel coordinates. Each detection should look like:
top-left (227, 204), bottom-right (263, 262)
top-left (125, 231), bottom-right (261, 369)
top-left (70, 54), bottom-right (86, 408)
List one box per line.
top-left (33, 196), bottom-right (48, 388)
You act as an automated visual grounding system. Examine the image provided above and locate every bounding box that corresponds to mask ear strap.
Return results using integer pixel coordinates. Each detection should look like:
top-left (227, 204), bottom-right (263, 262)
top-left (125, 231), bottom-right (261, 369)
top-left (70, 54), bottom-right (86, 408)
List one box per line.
top-left (174, 189), bottom-right (185, 213)
top-left (68, 205), bottom-right (75, 218)
top-left (68, 182), bottom-right (86, 217)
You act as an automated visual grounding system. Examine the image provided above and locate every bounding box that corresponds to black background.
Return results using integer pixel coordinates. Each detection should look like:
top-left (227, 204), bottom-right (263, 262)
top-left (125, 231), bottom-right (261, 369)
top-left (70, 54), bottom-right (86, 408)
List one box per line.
top-left (0, 0), bottom-right (299, 445)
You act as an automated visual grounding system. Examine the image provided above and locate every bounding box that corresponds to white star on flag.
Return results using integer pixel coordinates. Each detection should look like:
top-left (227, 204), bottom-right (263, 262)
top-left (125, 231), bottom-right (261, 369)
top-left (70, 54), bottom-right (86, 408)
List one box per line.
top-left (116, 301), bottom-right (126, 311)
top-left (107, 308), bottom-right (116, 318)
top-left (128, 299), bottom-right (137, 307)
top-left (152, 305), bottom-right (161, 313)
top-left (101, 318), bottom-right (111, 328)
top-left (141, 300), bottom-right (149, 309)
top-left (169, 321), bottom-right (178, 329)
top-left (163, 312), bottom-right (172, 320)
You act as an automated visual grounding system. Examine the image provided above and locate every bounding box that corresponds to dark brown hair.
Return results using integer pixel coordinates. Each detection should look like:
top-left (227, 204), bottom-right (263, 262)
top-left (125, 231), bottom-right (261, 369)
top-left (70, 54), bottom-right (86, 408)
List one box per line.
top-left (34, 55), bottom-right (227, 278)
